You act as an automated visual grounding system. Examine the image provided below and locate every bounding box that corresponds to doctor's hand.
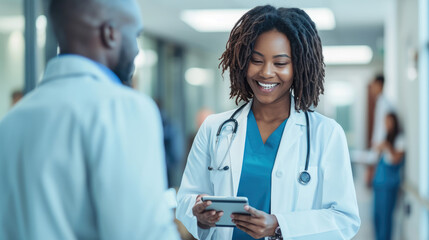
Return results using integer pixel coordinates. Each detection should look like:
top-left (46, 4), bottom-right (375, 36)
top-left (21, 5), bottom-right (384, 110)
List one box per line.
top-left (231, 205), bottom-right (278, 239)
top-left (192, 194), bottom-right (224, 229)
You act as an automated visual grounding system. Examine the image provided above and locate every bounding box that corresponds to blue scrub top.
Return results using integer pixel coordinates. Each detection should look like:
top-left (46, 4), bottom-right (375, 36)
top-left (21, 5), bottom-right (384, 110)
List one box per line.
top-left (373, 155), bottom-right (403, 188)
top-left (232, 109), bottom-right (287, 240)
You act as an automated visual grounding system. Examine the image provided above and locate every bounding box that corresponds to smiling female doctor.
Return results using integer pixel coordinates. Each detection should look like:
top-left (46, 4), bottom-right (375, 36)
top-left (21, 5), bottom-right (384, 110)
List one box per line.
top-left (176, 5), bottom-right (360, 240)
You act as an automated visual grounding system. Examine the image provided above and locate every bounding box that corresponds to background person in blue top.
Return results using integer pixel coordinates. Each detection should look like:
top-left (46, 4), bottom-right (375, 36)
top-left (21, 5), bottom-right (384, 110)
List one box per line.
top-left (177, 5), bottom-right (360, 240)
top-left (373, 112), bottom-right (405, 240)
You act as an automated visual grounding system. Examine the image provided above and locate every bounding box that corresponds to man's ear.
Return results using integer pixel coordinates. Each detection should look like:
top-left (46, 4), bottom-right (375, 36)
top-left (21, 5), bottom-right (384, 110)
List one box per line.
top-left (100, 21), bottom-right (120, 49)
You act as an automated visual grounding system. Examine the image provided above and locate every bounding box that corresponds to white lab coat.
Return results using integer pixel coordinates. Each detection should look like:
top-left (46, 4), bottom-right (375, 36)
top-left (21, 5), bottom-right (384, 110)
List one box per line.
top-left (371, 93), bottom-right (394, 148)
top-left (0, 55), bottom-right (180, 240)
top-left (176, 99), bottom-right (360, 240)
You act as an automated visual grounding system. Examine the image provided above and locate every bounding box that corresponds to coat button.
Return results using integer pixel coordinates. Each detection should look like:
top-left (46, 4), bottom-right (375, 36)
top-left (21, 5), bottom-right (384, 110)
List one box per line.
top-left (276, 170), bottom-right (283, 178)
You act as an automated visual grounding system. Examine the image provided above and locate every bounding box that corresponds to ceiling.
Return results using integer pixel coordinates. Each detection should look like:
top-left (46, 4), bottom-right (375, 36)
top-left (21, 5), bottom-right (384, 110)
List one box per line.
top-left (139, 0), bottom-right (390, 53)
top-left (0, 0), bottom-right (390, 54)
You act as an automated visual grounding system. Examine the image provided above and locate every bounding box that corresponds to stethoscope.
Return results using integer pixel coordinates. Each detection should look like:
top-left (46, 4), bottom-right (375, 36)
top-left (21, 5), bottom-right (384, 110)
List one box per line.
top-left (208, 103), bottom-right (312, 185)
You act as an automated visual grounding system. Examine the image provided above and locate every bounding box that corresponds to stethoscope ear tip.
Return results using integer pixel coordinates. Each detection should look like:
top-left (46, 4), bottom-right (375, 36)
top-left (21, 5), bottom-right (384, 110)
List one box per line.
top-left (208, 166), bottom-right (214, 171)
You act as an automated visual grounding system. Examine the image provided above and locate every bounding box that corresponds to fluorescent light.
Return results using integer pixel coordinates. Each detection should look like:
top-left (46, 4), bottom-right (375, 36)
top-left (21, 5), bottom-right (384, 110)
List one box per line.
top-left (185, 68), bottom-right (213, 86)
top-left (0, 16), bottom-right (24, 33)
top-left (304, 8), bottom-right (335, 30)
top-left (8, 31), bottom-right (24, 52)
top-left (323, 45), bottom-right (373, 65)
top-left (326, 81), bottom-right (354, 106)
top-left (181, 9), bottom-right (246, 32)
top-left (181, 8), bottom-right (335, 32)
top-left (134, 49), bottom-right (158, 68)
top-left (36, 15), bottom-right (47, 31)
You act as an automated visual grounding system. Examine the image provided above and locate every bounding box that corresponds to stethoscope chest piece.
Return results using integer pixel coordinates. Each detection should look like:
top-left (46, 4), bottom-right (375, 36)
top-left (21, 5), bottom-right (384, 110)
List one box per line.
top-left (298, 171), bottom-right (311, 185)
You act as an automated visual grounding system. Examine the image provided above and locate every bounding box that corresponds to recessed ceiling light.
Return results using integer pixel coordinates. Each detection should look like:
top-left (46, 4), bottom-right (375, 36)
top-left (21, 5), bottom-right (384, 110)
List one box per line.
top-left (180, 8), bottom-right (336, 32)
top-left (323, 45), bottom-right (373, 65)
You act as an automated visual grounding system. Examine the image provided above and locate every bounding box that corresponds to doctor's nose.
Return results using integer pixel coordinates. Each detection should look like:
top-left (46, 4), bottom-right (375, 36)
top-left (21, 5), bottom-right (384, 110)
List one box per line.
top-left (259, 64), bottom-right (275, 78)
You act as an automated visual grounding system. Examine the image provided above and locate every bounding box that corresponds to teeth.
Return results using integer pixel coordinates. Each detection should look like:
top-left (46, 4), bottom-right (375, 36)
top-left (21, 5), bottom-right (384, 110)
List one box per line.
top-left (257, 81), bottom-right (278, 89)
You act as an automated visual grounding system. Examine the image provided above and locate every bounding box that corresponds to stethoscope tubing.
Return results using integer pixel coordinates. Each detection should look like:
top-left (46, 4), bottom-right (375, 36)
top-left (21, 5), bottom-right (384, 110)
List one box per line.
top-left (209, 103), bottom-right (311, 185)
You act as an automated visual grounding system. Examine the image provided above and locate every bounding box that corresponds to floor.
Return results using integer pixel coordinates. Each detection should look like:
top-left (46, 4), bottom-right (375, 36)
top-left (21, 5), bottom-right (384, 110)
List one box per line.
top-left (352, 163), bottom-right (403, 240)
top-left (353, 163), bottom-right (376, 240)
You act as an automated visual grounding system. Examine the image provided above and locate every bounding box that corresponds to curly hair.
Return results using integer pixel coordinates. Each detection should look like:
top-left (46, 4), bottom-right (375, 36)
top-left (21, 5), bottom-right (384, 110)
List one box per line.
top-left (385, 112), bottom-right (401, 146)
top-left (219, 5), bottom-right (325, 111)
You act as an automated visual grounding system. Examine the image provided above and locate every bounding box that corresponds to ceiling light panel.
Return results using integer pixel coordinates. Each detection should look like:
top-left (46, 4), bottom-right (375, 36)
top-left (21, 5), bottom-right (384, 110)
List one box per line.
top-left (323, 45), bottom-right (373, 65)
top-left (181, 8), bottom-right (336, 32)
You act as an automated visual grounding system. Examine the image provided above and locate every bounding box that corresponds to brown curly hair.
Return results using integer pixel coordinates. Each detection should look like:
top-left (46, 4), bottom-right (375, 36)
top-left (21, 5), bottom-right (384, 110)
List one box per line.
top-left (219, 5), bottom-right (325, 111)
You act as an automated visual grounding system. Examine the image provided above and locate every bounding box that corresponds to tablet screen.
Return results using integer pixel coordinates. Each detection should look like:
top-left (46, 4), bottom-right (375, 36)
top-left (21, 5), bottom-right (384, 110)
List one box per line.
top-left (202, 196), bottom-right (250, 227)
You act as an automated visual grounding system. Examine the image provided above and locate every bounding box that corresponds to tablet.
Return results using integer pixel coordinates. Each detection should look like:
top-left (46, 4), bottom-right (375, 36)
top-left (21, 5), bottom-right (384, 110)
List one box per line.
top-left (201, 196), bottom-right (250, 227)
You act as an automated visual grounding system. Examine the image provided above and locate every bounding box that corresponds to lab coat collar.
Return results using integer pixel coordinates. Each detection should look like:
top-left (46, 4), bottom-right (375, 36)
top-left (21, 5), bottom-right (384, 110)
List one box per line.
top-left (274, 96), bottom-right (307, 171)
top-left (288, 97), bottom-right (307, 126)
top-left (235, 96), bottom-right (307, 126)
top-left (40, 54), bottom-right (120, 86)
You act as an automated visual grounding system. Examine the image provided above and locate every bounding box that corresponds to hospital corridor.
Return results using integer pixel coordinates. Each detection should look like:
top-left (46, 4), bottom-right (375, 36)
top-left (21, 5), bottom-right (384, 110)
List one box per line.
top-left (0, 0), bottom-right (428, 239)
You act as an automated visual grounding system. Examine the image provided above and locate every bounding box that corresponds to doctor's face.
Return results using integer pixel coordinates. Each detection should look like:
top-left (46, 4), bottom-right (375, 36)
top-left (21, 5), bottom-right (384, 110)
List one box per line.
top-left (246, 29), bottom-right (293, 106)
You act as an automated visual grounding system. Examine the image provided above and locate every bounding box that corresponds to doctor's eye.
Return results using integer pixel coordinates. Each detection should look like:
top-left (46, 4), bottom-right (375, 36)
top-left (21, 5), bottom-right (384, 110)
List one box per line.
top-left (250, 58), bottom-right (263, 64)
top-left (274, 62), bottom-right (288, 67)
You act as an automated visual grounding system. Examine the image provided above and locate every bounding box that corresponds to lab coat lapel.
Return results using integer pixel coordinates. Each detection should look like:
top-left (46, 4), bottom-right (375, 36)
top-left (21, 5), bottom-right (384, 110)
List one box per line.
top-left (229, 101), bottom-right (252, 196)
top-left (274, 98), bottom-right (306, 171)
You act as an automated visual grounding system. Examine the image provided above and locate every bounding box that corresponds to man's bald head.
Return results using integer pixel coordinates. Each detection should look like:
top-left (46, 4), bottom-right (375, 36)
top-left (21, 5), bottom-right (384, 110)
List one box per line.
top-left (49, 0), bottom-right (143, 85)
top-left (50, 0), bottom-right (141, 38)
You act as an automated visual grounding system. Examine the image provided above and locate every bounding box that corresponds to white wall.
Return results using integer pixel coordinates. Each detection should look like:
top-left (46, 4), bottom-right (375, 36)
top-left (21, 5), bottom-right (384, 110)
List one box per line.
top-left (321, 63), bottom-right (383, 150)
top-left (0, 31), bottom-right (24, 120)
top-left (395, 0), bottom-right (427, 239)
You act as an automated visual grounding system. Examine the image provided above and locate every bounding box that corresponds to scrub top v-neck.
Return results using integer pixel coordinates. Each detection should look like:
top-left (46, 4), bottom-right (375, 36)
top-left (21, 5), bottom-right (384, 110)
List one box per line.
top-left (232, 109), bottom-right (287, 240)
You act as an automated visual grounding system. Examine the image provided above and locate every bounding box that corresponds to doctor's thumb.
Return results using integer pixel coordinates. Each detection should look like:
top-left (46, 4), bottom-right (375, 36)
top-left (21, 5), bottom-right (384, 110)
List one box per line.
top-left (244, 205), bottom-right (260, 217)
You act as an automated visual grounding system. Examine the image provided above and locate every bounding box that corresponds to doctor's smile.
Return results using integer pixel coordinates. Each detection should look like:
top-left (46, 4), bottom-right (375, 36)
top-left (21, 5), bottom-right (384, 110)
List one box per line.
top-left (177, 5), bottom-right (360, 240)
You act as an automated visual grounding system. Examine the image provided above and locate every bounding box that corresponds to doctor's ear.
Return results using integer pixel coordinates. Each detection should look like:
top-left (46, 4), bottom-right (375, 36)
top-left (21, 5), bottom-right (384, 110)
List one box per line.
top-left (100, 21), bottom-right (120, 49)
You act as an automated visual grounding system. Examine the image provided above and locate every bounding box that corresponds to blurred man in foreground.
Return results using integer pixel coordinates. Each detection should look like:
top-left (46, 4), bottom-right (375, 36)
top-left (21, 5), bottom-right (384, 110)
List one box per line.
top-left (0, 0), bottom-right (179, 239)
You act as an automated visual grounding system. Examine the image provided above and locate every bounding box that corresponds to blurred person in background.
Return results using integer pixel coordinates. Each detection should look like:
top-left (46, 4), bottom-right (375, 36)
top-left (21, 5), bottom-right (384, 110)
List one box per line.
top-left (366, 75), bottom-right (395, 188)
top-left (371, 75), bottom-right (394, 149)
top-left (176, 5), bottom-right (360, 240)
top-left (10, 89), bottom-right (23, 106)
top-left (156, 100), bottom-right (186, 188)
top-left (373, 112), bottom-right (405, 240)
top-left (0, 0), bottom-right (179, 239)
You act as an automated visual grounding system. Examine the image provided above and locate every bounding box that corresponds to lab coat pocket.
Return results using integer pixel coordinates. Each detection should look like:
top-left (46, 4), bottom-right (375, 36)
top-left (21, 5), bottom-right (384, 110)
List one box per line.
top-left (295, 166), bottom-right (319, 210)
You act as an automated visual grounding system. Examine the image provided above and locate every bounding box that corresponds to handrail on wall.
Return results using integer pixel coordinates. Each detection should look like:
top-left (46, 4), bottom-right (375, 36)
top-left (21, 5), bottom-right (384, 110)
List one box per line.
top-left (402, 182), bottom-right (429, 210)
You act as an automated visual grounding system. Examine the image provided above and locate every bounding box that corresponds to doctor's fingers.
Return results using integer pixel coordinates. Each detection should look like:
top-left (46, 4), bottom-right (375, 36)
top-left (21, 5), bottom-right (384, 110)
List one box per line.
top-left (244, 205), bottom-right (264, 217)
top-left (195, 194), bottom-right (209, 203)
top-left (234, 221), bottom-right (265, 239)
top-left (201, 210), bottom-right (220, 220)
top-left (207, 211), bottom-right (223, 223)
top-left (193, 200), bottom-right (212, 214)
top-left (196, 211), bottom-right (220, 227)
top-left (231, 213), bottom-right (254, 223)
top-left (232, 213), bottom-right (273, 229)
